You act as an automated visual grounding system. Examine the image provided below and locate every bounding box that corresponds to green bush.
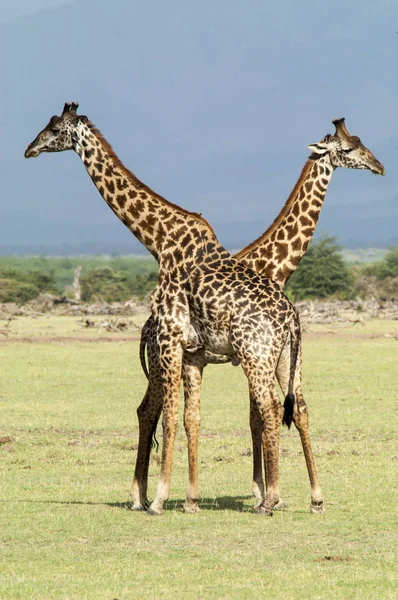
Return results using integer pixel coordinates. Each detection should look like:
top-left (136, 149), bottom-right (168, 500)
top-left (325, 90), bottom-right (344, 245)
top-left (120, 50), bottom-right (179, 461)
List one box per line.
top-left (80, 267), bottom-right (131, 302)
top-left (0, 255), bottom-right (159, 295)
top-left (130, 271), bottom-right (158, 297)
top-left (286, 235), bottom-right (354, 300)
top-left (0, 267), bottom-right (59, 293)
top-left (362, 246), bottom-right (398, 280)
top-left (0, 278), bottom-right (40, 304)
top-left (80, 266), bottom-right (157, 302)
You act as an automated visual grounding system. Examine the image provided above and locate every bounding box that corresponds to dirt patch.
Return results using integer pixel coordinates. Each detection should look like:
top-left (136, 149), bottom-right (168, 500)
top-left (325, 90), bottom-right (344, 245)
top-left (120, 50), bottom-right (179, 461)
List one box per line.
top-left (316, 556), bottom-right (353, 563)
top-left (305, 330), bottom-right (396, 340)
top-left (0, 335), bottom-right (141, 344)
top-left (0, 436), bottom-right (14, 444)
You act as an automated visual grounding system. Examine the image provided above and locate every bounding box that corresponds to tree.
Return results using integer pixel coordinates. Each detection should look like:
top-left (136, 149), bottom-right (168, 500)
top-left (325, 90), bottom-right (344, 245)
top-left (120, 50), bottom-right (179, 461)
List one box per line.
top-left (80, 266), bottom-right (158, 302)
top-left (286, 235), bottom-right (354, 300)
top-left (365, 246), bottom-right (398, 280)
top-left (0, 278), bottom-right (39, 304)
top-left (80, 267), bottom-right (131, 302)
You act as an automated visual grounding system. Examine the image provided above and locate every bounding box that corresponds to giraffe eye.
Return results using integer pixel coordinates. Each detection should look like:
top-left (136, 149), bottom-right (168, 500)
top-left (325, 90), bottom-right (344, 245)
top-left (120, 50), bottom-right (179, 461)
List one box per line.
top-left (51, 128), bottom-right (60, 135)
top-left (342, 148), bottom-right (353, 154)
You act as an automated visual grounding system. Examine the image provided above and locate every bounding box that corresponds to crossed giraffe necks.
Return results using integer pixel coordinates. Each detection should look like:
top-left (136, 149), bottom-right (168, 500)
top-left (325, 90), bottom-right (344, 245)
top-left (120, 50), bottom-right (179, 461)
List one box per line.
top-left (77, 118), bottom-right (333, 288)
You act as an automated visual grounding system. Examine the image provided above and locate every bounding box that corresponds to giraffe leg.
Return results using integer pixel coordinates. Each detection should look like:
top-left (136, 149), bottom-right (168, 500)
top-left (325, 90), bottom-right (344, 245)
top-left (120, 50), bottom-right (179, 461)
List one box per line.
top-left (182, 352), bottom-right (205, 513)
top-left (249, 387), bottom-right (266, 508)
top-left (240, 355), bottom-right (282, 516)
top-left (148, 334), bottom-right (184, 516)
top-left (251, 395), bottom-right (287, 511)
top-left (292, 387), bottom-right (325, 514)
top-left (256, 382), bottom-right (284, 515)
top-left (131, 324), bottom-right (164, 510)
top-left (276, 345), bottom-right (324, 514)
top-left (262, 395), bottom-right (289, 512)
top-left (130, 385), bottom-right (162, 510)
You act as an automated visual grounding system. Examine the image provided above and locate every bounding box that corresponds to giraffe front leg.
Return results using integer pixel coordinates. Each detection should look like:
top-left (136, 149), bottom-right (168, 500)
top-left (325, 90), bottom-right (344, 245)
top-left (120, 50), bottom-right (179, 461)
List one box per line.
top-left (182, 352), bottom-right (205, 513)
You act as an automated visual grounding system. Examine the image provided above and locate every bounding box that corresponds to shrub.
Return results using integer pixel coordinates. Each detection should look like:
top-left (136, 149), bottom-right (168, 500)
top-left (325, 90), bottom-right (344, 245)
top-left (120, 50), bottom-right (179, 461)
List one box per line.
top-left (0, 278), bottom-right (40, 304)
top-left (0, 267), bottom-right (59, 294)
top-left (80, 267), bottom-right (131, 302)
top-left (363, 246), bottom-right (398, 280)
top-left (80, 266), bottom-right (158, 302)
top-left (286, 235), bottom-right (354, 300)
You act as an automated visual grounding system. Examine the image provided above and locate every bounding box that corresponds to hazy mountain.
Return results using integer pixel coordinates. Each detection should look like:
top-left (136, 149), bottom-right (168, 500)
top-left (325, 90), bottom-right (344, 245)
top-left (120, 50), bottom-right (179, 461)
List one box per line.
top-left (1, 0), bottom-right (397, 255)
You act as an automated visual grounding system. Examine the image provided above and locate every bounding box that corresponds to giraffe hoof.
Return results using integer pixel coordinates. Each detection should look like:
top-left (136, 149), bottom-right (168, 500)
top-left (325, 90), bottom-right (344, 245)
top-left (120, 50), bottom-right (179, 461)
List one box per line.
top-left (274, 499), bottom-right (288, 510)
top-left (146, 507), bottom-right (163, 516)
top-left (255, 506), bottom-right (273, 517)
top-left (310, 501), bottom-right (325, 514)
top-left (183, 500), bottom-right (200, 514)
top-left (252, 496), bottom-right (265, 510)
top-left (130, 503), bottom-right (148, 512)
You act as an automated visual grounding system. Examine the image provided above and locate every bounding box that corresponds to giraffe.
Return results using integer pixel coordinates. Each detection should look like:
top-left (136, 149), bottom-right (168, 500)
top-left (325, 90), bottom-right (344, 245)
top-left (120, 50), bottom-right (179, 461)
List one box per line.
top-left (133, 119), bottom-right (385, 513)
top-left (24, 104), bottom-right (384, 516)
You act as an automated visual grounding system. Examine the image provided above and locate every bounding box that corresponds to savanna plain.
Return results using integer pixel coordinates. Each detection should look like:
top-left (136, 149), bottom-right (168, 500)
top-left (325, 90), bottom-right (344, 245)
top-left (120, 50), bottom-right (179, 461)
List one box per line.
top-left (1, 314), bottom-right (397, 599)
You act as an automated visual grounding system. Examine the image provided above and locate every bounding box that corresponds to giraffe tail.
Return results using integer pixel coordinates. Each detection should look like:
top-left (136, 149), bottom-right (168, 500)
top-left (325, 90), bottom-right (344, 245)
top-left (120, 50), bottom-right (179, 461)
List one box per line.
top-left (139, 319), bottom-right (160, 449)
top-left (282, 310), bottom-right (301, 429)
top-left (139, 319), bottom-right (151, 380)
top-left (150, 405), bottom-right (162, 452)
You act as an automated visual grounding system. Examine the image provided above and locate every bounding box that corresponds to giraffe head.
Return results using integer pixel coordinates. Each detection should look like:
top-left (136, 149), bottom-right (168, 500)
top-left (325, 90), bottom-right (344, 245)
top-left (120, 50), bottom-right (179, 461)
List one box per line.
top-left (307, 118), bottom-right (385, 175)
top-left (24, 102), bottom-right (87, 158)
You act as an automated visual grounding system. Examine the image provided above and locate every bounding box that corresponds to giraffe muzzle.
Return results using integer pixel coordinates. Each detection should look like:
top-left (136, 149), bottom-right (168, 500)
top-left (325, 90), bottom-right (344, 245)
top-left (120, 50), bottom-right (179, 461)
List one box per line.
top-left (24, 146), bottom-right (40, 158)
top-left (370, 161), bottom-right (385, 176)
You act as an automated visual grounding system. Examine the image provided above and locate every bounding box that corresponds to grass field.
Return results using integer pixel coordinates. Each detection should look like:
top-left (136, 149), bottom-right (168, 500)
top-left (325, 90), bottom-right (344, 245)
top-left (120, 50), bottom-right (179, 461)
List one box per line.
top-left (1, 315), bottom-right (397, 599)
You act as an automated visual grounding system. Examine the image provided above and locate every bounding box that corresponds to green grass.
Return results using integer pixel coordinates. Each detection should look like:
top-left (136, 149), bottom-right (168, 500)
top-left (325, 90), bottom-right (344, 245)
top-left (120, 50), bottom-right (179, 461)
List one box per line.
top-left (0, 317), bottom-right (397, 599)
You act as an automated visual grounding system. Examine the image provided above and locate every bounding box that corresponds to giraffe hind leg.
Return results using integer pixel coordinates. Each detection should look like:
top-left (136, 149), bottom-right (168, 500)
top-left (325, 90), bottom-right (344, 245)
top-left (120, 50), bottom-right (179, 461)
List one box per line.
top-left (249, 389), bottom-right (266, 508)
top-left (241, 361), bottom-right (283, 516)
top-left (260, 399), bottom-right (288, 510)
top-left (276, 345), bottom-right (324, 514)
top-left (292, 391), bottom-right (325, 513)
top-left (130, 386), bottom-right (162, 511)
top-left (147, 333), bottom-right (185, 516)
top-left (182, 356), bottom-right (204, 514)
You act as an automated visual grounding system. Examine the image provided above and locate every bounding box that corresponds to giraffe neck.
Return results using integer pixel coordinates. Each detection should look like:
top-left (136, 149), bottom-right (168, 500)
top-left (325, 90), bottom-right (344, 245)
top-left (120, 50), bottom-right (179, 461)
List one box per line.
top-left (235, 156), bottom-right (334, 287)
top-left (73, 120), bottom-right (218, 262)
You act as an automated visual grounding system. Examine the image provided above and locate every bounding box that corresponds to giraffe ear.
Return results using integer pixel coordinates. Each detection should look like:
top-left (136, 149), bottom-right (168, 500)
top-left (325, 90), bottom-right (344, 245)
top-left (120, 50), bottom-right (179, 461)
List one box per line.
top-left (307, 141), bottom-right (331, 155)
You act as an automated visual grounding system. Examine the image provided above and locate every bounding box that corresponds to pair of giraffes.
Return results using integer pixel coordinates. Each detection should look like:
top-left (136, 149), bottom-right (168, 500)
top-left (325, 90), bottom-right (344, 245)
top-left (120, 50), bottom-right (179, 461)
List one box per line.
top-left (24, 103), bottom-right (385, 516)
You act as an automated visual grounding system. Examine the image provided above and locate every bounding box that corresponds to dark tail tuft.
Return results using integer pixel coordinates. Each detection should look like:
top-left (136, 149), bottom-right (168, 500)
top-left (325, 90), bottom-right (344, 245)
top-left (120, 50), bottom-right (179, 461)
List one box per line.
top-left (282, 393), bottom-right (295, 429)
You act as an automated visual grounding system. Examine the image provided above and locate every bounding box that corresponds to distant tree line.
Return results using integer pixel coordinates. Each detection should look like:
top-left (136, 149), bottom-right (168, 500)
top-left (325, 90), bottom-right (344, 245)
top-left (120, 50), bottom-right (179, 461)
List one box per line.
top-left (0, 239), bottom-right (398, 305)
top-left (79, 266), bottom-right (157, 302)
top-left (0, 256), bottom-right (158, 304)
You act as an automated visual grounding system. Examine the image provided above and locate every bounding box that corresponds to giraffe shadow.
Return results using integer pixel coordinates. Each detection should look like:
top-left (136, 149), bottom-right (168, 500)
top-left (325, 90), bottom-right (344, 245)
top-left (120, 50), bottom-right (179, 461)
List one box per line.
top-left (5, 495), bottom-right (254, 513)
top-left (163, 495), bottom-right (253, 512)
top-left (4, 495), bottom-right (299, 514)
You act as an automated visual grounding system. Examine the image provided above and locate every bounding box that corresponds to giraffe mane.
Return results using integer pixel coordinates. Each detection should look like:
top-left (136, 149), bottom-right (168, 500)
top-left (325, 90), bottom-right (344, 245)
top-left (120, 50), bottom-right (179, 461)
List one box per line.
top-left (86, 120), bottom-right (217, 236)
top-left (235, 159), bottom-right (315, 260)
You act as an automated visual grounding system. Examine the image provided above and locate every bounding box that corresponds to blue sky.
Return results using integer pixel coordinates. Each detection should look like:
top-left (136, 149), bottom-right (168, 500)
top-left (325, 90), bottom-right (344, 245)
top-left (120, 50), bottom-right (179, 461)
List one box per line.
top-left (1, 0), bottom-right (397, 253)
